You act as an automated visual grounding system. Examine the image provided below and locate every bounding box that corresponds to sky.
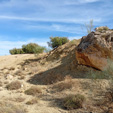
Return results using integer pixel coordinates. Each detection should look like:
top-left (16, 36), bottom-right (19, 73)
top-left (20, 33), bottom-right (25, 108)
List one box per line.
top-left (0, 0), bottom-right (113, 55)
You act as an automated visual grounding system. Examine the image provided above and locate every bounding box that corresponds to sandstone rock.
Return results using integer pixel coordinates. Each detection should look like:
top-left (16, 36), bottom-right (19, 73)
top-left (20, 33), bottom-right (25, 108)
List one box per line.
top-left (76, 28), bottom-right (113, 70)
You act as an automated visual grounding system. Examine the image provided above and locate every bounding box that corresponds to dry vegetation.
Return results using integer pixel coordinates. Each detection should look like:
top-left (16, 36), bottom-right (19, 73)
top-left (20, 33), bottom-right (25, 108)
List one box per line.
top-left (0, 101), bottom-right (27, 113)
top-left (25, 86), bottom-right (42, 96)
top-left (26, 98), bottom-right (38, 105)
top-left (52, 76), bottom-right (73, 91)
top-left (62, 94), bottom-right (86, 110)
top-left (6, 81), bottom-right (22, 90)
top-left (0, 39), bottom-right (113, 113)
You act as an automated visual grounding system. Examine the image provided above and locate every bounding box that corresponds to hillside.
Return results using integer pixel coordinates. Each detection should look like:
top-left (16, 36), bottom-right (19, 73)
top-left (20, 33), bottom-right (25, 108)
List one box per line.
top-left (0, 39), bottom-right (112, 113)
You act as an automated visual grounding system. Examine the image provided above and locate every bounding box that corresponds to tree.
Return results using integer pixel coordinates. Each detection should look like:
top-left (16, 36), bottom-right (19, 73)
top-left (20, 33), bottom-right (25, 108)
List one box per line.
top-left (9, 48), bottom-right (24, 55)
top-left (22, 43), bottom-right (45, 54)
top-left (48, 37), bottom-right (69, 49)
top-left (9, 43), bottom-right (45, 55)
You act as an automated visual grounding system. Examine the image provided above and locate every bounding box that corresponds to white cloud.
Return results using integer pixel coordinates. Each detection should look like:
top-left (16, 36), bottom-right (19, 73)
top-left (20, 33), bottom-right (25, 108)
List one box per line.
top-left (64, 0), bottom-right (101, 5)
top-left (0, 0), bottom-right (112, 56)
top-left (27, 23), bottom-right (95, 34)
top-left (0, 15), bottom-right (101, 24)
top-left (80, 0), bottom-right (101, 3)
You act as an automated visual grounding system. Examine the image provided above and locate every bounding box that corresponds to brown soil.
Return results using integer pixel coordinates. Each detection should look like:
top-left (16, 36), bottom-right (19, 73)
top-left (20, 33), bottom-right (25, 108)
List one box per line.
top-left (0, 39), bottom-right (112, 113)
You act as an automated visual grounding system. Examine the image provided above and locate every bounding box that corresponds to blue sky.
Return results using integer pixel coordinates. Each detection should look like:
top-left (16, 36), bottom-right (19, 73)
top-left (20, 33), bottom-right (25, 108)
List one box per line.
top-left (0, 0), bottom-right (113, 55)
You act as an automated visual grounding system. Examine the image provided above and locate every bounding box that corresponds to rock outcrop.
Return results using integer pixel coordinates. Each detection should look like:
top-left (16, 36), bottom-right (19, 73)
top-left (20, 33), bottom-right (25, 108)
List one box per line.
top-left (76, 27), bottom-right (113, 70)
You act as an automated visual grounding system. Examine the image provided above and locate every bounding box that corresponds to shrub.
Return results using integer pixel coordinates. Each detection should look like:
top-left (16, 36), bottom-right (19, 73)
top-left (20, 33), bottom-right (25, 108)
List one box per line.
top-left (26, 98), bottom-right (38, 105)
top-left (33, 46), bottom-right (45, 55)
top-left (25, 86), bottom-right (42, 96)
top-left (87, 59), bottom-right (113, 81)
top-left (52, 76), bottom-right (73, 91)
top-left (14, 97), bottom-right (25, 102)
top-left (48, 37), bottom-right (69, 49)
top-left (62, 94), bottom-right (85, 110)
top-left (6, 81), bottom-right (22, 90)
top-left (9, 48), bottom-right (24, 55)
top-left (22, 43), bottom-right (44, 54)
top-left (42, 74), bottom-right (64, 85)
top-left (9, 43), bottom-right (45, 55)
top-left (52, 82), bottom-right (73, 91)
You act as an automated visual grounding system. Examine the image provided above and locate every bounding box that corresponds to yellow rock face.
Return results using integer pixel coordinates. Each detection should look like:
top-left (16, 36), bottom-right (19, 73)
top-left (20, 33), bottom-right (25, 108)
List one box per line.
top-left (76, 30), bottom-right (113, 70)
top-left (76, 51), bottom-right (107, 70)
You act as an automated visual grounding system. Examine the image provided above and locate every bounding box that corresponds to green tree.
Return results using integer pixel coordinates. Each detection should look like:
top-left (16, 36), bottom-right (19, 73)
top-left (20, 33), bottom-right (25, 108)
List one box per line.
top-left (22, 43), bottom-right (45, 54)
top-left (48, 37), bottom-right (69, 49)
top-left (9, 48), bottom-right (24, 55)
top-left (33, 46), bottom-right (45, 56)
top-left (9, 43), bottom-right (45, 55)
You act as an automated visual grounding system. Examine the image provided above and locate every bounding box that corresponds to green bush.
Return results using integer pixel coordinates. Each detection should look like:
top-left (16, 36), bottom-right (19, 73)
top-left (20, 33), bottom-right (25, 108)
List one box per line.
top-left (9, 48), bottom-right (24, 55)
top-left (48, 37), bottom-right (69, 49)
top-left (33, 46), bottom-right (45, 55)
top-left (62, 94), bottom-right (85, 110)
top-left (22, 43), bottom-right (43, 54)
top-left (9, 43), bottom-right (45, 55)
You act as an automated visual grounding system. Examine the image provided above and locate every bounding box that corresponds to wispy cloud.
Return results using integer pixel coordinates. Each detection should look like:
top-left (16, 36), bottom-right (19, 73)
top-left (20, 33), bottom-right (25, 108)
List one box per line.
top-left (0, 15), bottom-right (101, 24)
top-left (28, 24), bottom-right (85, 34)
top-left (0, 0), bottom-right (113, 55)
top-left (64, 0), bottom-right (101, 5)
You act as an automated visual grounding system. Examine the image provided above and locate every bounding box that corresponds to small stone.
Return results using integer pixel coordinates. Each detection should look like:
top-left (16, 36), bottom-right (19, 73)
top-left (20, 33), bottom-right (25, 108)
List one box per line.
top-left (5, 74), bottom-right (13, 80)
top-left (0, 87), bottom-right (3, 91)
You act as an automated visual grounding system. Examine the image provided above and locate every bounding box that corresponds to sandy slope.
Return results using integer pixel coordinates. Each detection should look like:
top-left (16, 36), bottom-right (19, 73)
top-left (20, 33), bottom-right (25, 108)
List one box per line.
top-left (0, 54), bottom-right (35, 69)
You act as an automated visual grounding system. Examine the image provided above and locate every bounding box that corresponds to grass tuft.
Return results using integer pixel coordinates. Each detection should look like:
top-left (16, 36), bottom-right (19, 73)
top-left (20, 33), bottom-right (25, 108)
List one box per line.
top-left (25, 86), bottom-right (42, 96)
top-left (62, 94), bottom-right (85, 110)
top-left (6, 81), bottom-right (22, 90)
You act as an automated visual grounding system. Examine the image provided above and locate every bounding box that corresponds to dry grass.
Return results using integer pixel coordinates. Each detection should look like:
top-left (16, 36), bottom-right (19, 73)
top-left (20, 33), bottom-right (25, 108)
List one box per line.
top-left (14, 97), bottom-right (25, 102)
top-left (25, 86), bottom-right (42, 96)
top-left (26, 98), bottom-right (38, 105)
top-left (7, 97), bottom-right (25, 103)
top-left (0, 101), bottom-right (27, 113)
top-left (6, 81), bottom-right (22, 90)
top-left (62, 94), bottom-right (85, 110)
top-left (42, 73), bottom-right (64, 85)
top-left (52, 76), bottom-right (73, 91)
top-left (96, 26), bottom-right (109, 32)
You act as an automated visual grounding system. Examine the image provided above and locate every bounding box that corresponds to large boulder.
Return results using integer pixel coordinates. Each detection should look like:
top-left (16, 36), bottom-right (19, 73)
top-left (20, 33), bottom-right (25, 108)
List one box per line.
top-left (76, 27), bottom-right (113, 70)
